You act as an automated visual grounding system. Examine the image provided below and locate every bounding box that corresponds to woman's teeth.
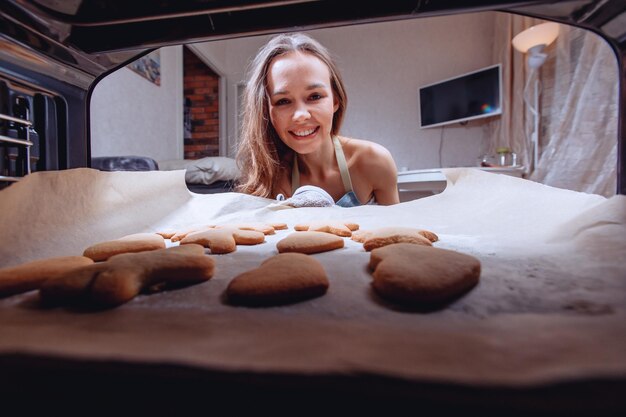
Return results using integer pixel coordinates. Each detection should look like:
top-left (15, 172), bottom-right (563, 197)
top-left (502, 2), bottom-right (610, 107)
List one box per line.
top-left (292, 127), bottom-right (317, 137)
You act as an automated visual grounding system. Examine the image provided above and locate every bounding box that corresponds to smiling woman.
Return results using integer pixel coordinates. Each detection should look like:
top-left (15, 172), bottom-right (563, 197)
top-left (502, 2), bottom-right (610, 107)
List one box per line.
top-left (235, 33), bottom-right (400, 206)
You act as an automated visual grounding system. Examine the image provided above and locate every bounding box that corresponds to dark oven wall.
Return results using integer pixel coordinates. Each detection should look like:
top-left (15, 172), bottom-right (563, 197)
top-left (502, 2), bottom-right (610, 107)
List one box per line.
top-left (0, 59), bottom-right (88, 189)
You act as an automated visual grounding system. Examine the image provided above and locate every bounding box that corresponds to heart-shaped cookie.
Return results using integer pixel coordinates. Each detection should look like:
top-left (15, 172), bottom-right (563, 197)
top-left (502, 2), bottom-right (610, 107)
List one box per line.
top-left (226, 253), bottom-right (329, 306)
top-left (369, 243), bottom-right (480, 306)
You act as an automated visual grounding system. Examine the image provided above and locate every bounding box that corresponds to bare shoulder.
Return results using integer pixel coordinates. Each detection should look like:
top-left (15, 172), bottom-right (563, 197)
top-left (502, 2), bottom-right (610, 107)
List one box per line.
top-left (339, 136), bottom-right (399, 205)
top-left (339, 136), bottom-right (395, 171)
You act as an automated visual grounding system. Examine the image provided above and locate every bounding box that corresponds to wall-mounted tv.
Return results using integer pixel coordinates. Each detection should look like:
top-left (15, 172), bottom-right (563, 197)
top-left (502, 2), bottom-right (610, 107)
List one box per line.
top-left (419, 64), bottom-right (502, 128)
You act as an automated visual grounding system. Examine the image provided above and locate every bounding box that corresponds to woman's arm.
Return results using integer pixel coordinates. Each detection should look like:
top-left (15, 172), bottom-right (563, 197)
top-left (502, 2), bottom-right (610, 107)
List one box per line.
top-left (360, 142), bottom-right (400, 205)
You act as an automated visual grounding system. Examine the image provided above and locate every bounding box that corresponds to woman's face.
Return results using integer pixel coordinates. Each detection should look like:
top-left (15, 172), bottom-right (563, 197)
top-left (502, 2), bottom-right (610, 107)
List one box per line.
top-left (266, 51), bottom-right (338, 155)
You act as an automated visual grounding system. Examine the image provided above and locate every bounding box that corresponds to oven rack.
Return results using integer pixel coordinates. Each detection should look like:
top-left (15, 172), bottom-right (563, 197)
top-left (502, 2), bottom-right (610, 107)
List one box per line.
top-left (0, 112), bottom-right (32, 183)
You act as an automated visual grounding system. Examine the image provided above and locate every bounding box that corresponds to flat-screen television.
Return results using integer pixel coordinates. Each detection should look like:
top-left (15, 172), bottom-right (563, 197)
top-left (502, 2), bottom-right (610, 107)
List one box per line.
top-left (419, 64), bottom-right (502, 128)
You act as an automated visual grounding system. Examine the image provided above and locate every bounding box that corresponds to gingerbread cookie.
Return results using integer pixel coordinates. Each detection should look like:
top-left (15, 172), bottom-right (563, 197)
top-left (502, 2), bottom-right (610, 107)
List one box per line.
top-left (353, 227), bottom-right (438, 245)
top-left (0, 256), bottom-right (94, 297)
top-left (216, 223), bottom-right (276, 235)
top-left (40, 244), bottom-right (214, 307)
top-left (369, 243), bottom-right (480, 306)
top-left (276, 231), bottom-right (344, 254)
top-left (156, 231), bottom-right (176, 239)
top-left (268, 222), bottom-right (288, 230)
top-left (417, 229), bottom-right (439, 243)
top-left (350, 229), bottom-right (372, 243)
top-left (169, 222), bottom-right (284, 242)
top-left (219, 222), bottom-right (289, 234)
top-left (226, 253), bottom-right (329, 306)
top-left (180, 227), bottom-right (265, 254)
top-left (358, 227), bottom-right (434, 251)
top-left (169, 226), bottom-right (214, 242)
top-left (294, 220), bottom-right (359, 237)
top-left (83, 233), bottom-right (166, 261)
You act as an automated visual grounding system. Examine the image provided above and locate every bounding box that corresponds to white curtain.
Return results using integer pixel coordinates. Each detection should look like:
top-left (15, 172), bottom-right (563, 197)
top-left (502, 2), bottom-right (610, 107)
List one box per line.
top-left (489, 12), bottom-right (619, 197)
top-left (487, 14), bottom-right (538, 174)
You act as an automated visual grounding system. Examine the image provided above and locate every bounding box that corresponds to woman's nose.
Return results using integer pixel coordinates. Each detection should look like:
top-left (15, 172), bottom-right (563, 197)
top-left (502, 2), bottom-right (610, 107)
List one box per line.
top-left (292, 103), bottom-right (311, 122)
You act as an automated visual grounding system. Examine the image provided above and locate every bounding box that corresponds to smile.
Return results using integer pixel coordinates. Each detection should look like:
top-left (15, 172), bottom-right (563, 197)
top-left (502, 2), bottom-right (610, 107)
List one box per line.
top-left (290, 126), bottom-right (319, 138)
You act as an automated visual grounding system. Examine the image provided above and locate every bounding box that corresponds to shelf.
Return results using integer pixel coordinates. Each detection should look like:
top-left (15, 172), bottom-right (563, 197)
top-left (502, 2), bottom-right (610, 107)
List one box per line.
top-left (0, 113), bottom-right (32, 126)
top-left (0, 112), bottom-right (33, 180)
top-left (0, 134), bottom-right (33, 146)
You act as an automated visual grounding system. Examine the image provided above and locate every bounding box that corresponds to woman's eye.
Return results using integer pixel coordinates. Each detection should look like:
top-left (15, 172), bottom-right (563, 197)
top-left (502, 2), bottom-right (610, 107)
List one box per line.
top-left (275, 98), bottom-right (290, 105)
top-left (309, 93), bottom-right (322, 101)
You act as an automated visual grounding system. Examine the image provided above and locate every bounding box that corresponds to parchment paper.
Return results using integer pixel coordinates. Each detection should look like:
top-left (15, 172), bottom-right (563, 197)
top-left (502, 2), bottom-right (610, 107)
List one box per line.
top-left (0, 168), bottom-right (625, 388)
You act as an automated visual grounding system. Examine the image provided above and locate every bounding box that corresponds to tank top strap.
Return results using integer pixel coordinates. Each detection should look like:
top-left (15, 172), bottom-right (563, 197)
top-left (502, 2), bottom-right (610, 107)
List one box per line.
top-left (332, 135), bottom-right (354, 194)
top-left (291, 155), bottom-right (300, 195)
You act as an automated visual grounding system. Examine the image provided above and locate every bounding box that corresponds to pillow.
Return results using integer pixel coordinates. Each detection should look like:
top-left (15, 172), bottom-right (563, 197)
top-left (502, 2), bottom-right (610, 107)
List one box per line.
top-left (91, 156), bottom-right (159, 171)
top-left (159, 157), bottom-right (240, 185)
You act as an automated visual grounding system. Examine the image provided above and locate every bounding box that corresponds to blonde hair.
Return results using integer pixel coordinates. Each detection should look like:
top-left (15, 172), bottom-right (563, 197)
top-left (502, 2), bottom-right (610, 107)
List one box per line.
top-left (235, 32), bottom-right (348, 197)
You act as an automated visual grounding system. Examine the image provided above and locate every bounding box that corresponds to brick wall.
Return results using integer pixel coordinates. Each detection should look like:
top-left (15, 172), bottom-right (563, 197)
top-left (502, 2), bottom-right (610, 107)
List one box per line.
top-left (183, 47), bottom-right (219, 159)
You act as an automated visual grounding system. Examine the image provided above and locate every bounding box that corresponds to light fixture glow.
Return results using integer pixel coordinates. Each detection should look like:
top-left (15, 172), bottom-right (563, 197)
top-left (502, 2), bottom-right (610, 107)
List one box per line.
top-left (512, 22), bottom-right (560, 53)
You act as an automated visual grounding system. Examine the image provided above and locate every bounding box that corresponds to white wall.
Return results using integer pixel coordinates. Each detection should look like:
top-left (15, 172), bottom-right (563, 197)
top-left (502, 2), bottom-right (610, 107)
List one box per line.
top-left (90, 45), bottom-right (184, 161)
top-left (193, 12), bottom-right (497, 169)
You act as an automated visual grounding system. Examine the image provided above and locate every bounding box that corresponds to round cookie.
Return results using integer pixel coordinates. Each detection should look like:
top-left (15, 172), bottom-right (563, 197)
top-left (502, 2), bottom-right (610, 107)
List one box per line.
top-left (369, 243), bottom-right (480, 306)
top-left (276, 231), bottom-right (344, 254)
top-left (226, 253), bottom-right (329, 306)
top-left (362, 227), bottom-right (433, 251)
